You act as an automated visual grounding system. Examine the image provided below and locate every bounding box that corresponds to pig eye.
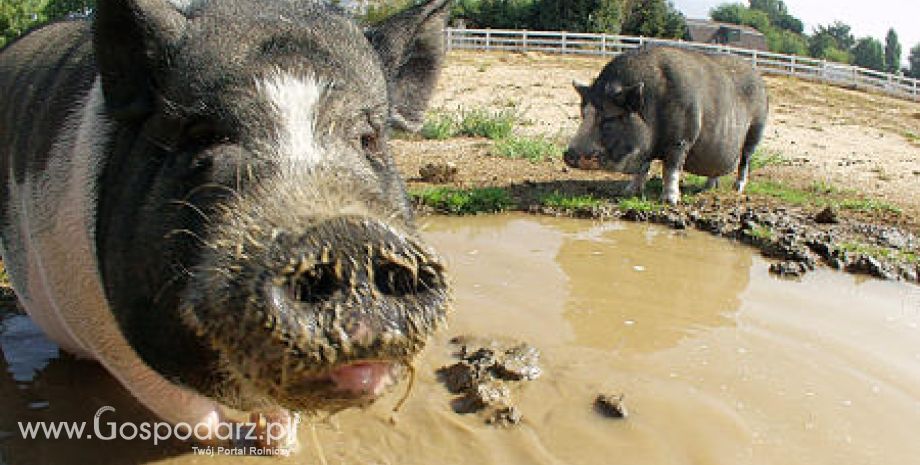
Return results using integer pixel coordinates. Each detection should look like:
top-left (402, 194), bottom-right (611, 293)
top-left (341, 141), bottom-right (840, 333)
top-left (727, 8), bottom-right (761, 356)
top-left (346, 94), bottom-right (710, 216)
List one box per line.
top-left (182, 121), bottom-right (226, 150)
top-left (360, 132), bottom-right (382, 156)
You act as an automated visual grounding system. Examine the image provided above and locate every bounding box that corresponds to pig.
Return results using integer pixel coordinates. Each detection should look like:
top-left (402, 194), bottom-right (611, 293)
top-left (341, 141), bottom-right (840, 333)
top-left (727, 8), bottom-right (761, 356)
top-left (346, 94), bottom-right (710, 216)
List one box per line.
top-left (0, 0), bottom-right (452, 448)
top-left (564, 46), bottom-right (769, 204)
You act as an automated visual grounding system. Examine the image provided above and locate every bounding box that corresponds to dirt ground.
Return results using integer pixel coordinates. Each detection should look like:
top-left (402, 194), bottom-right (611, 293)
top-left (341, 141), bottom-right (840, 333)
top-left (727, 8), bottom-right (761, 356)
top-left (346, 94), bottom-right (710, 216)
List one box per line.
top-left (394, 51), bottom-right (920, 225)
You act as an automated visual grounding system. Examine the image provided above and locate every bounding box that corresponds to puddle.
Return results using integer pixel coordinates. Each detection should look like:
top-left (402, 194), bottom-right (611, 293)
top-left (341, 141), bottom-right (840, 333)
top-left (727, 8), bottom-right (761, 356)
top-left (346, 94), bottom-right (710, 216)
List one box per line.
top-left (2, 213), bottom-right (919, 464)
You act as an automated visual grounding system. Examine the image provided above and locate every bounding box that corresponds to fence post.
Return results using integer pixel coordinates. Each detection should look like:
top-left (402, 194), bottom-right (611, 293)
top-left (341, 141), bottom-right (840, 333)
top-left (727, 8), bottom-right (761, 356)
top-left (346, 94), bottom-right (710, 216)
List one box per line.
top-left (522, 30), bottom-right (528, 52)
top-left (601, 34), bottom-right (606, 56)
top-left (790, 55), bottom-right (796, 74)
top-left (445, 28), bottom-right (453, 52)
top-left (485, 29), bottom-right (491, 51)
top-left (561, 31), bottom-right (568, 54)
top-left (751, 49), bottom-right (758, 69)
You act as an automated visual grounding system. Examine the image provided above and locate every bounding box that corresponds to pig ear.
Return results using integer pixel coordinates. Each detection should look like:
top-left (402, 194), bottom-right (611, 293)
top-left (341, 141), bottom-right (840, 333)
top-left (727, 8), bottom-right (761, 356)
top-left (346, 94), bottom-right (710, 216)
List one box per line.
top-left (366, 0), bottom-right (452, 132)
top-left (93, 0), bottom-right (188, 121)
top-left (572, 81), bottom-right (591, 100)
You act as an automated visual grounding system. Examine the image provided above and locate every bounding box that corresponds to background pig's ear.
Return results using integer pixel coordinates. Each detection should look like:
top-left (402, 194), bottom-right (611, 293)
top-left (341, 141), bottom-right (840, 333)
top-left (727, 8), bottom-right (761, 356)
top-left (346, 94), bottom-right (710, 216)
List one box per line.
top-left (93, 0), bottom-right (188, 121)
top-left (366, 0), bottom-right (452, 132)
top-left (573, 81), bottom-right (591, 100)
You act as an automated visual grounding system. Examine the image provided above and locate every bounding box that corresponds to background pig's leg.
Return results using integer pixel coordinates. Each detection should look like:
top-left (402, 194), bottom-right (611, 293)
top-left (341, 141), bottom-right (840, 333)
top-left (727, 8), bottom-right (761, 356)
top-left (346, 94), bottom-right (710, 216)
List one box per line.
top-left (735, 123), bottom-right (765, 193)
top-left (704, 177), bottom-right (720, 190)
top-left (623, 161), bottom-right (652, 197)
top-left (661, 142), bottom-right (691, 205)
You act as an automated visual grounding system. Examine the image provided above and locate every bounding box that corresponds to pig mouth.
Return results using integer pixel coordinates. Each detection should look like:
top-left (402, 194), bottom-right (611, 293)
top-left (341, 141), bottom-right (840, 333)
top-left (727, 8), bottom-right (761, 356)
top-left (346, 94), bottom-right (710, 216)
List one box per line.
top-left (179, 215), bottom-right (450, 412)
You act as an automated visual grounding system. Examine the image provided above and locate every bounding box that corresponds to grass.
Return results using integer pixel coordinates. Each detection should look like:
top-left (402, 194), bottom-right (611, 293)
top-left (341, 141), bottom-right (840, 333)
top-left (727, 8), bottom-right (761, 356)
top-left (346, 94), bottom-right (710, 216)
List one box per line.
top-left (904, 131), bottom-right (920, 144)
top-left (420, 112), bottom-right (457, 140)
top-left (837, 242), bottom-right (919, 264)
top-left (617, 197), bottom-right (663, 213)
top-left (421, 108), bottom-right (517, 141)
top-left (743, 180), bottom-right (901, 215)
top-left (837, 198), bottom-right (902, 215)
top-left (493, 136), bottom-right (563, 161)
top-left (746, 224), bottom-right (775, 242)
top-left (411, 187), bottom-right (513, 215)
top-left (0, 263), bottom-right (7, 287)
top-left (541, 191), bottom-right (604, 210)
top-left (750, 148), bottom-right (788, 171)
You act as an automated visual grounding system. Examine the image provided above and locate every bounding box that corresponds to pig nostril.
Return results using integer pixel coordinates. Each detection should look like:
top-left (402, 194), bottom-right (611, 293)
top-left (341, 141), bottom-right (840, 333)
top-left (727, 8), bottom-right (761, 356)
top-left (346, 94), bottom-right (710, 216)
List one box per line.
top-left (374, 261), bottom-right (441, 297)
top-left (288, 264), bottom-right (338, 304)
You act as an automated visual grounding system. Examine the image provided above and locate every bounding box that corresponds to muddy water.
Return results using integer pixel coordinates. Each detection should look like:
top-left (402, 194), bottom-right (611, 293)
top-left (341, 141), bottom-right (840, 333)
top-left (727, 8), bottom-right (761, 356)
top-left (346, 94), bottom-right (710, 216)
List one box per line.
top-left (2, 214), bottom-right (920, 465)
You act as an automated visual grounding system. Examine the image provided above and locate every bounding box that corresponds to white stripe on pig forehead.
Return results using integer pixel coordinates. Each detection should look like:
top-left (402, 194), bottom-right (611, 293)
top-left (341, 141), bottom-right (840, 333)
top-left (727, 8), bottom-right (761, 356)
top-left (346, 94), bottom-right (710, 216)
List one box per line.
top-left (255, 70), bottom-right (329, 167)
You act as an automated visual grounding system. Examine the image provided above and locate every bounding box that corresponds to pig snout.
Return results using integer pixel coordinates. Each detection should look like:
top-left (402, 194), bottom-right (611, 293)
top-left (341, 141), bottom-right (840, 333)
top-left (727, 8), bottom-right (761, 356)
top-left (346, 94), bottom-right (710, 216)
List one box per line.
top-left (563, 148), bottom-right (602, 170)
top-left (181, 215), bottom-right (449, 411)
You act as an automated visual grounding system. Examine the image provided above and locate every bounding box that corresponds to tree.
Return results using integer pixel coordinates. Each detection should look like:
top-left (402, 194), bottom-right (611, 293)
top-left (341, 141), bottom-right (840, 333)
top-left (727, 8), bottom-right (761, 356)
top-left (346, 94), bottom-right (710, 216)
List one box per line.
top-left (621, 0), bottom-right (686, 39)
top-left (884, 28), bottom-right (901, 74)
top-left (909, 43), bottom-right (920, 79)
top-left (852, 37), bottom-right (885, 71)
top-left (766, 28), bottom-right (806, 56)
top-left (814, 21), bottom-right (855, 50)
top-left (748, 0), bottom-right (801, 33)
top-left (710, 3), bottom-right (770, 32)
top-left (43, 0), bottom-right (94, 20)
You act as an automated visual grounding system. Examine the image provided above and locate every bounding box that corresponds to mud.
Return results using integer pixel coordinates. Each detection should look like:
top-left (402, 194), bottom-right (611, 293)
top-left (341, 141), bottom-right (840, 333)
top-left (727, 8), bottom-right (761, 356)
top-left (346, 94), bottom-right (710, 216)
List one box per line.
top-left (2, 214), bottom-right (920, 465)
top-left (437, 337), bottom-right (541, 426)
top-left (525, 195), bottom-right (919, 284)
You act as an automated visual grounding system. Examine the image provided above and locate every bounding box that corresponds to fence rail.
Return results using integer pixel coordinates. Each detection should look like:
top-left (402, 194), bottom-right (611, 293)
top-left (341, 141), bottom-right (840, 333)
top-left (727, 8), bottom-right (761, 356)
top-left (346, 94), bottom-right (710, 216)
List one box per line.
top-left (445, 28), bottom-right (920, 103)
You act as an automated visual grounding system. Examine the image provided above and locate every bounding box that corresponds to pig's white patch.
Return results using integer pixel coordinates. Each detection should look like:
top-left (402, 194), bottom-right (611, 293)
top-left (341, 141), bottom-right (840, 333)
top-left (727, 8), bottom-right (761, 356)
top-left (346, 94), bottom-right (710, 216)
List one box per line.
top-left (167, 0), bottom-right (207, 13)
top-left (256, 71), bottom-right (327, 168)
top-left (6, 78), bottom-right (229, 427)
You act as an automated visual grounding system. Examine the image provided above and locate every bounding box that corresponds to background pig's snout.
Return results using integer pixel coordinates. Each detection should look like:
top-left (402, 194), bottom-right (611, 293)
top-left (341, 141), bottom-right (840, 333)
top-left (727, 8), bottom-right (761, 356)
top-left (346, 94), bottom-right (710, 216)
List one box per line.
top-left (563, 148), bottom-right (580, 168)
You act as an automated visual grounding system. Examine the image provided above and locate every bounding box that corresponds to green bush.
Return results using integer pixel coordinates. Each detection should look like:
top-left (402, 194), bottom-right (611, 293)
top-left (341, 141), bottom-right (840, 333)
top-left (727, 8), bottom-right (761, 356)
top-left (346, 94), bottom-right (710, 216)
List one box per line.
top-left (493, 136), bottom-right (563, 161)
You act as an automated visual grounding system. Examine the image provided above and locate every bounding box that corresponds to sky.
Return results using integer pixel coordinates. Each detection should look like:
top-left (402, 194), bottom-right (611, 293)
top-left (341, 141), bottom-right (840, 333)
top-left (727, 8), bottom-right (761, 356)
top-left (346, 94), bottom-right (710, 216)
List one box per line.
top-left (672, 0), bottom-right (919, 65)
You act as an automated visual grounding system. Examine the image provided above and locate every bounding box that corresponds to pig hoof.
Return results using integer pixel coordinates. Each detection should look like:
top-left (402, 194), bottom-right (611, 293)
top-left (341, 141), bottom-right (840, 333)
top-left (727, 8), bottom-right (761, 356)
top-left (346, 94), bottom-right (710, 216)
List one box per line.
top-left (661, 191), bottom-right (680, 205)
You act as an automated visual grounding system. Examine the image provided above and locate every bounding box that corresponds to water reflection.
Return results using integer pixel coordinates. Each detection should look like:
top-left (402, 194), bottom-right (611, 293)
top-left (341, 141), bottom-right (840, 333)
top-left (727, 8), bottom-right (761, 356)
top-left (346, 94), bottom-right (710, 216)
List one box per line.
top-left (554, 222), bottom-right (751, 352)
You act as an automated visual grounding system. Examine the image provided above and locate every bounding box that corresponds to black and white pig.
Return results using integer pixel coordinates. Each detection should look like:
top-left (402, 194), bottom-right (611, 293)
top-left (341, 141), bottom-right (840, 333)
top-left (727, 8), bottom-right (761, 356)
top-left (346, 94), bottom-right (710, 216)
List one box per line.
top-left (564, 46), bottom-right (769, 204)
top-left (0, 0), bottom-right (452, 448)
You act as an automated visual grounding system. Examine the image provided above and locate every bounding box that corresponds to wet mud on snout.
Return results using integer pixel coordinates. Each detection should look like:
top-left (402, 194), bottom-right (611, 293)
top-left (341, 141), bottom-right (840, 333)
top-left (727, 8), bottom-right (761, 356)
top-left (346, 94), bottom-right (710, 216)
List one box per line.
top-left (2, 214), bottom-right (920, 464)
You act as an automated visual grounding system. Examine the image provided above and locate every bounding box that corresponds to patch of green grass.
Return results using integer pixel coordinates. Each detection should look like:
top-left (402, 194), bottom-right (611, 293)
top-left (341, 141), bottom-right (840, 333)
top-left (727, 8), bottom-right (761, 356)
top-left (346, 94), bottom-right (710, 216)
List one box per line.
top-left (617, 197), bottom-right (664, 213)
top-left (456, 108), bottom-right (516, 140)
top-left (836, 198), bottom-right (902, 215)
top-left (746, 224), bottom-right (775, 242)
top-left (411, 187), bottom-right (513, 215)
top-left (904, 131), bottom-right (920, 143)
top-left (745, 181), bottom-right (812, 205)
top-left (420, 112), bottom-right (457, 140)
top-left (493, 136), bottom-right (563, 162)
top-left (750, 149), bottom-right (787, 171)
top-left (420, 108), bottom-right (518, 141)
top-left (541, 191), bottom-right (604, 210)
top-left (837, 242), bottom-right (919, 264)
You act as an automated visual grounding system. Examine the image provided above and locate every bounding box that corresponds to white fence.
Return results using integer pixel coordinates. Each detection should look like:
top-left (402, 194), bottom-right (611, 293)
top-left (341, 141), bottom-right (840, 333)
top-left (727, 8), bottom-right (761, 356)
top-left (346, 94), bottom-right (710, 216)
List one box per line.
top-left (445, 28), bottom-right (920, 103)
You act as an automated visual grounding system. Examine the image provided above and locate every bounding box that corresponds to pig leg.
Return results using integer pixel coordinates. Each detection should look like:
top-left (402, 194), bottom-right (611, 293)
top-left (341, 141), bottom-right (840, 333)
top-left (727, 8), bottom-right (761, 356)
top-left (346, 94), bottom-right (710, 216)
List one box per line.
top-left (704, 177), bottom-right (720, 190)
top-left (623, 161), bottom-right (652, 198)
top-left (661, 143), bottom-right (691, 205)
top-left (736, 123), bottom-right (765, 193)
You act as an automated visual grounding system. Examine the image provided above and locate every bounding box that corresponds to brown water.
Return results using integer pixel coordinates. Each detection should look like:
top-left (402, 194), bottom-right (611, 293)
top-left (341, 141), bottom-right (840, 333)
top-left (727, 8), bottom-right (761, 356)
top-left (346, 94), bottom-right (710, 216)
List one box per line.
top-left (2, 214), bottom-right (920, 465)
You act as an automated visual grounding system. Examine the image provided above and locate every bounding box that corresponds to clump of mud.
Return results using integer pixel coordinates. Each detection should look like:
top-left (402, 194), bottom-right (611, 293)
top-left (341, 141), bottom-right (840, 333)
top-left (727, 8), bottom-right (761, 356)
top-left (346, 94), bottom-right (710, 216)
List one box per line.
top-left (419, 162), bottom-right (459, 184)
top-left (594, 393), bottom-right (628, 419)
top-left (437, 336), bottom-right (541, 427)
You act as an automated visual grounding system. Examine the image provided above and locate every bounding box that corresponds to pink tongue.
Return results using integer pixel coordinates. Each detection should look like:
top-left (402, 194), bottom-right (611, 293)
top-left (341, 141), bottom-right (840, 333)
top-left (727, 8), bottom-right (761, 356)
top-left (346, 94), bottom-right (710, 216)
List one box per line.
top-left (329, 362), bottom-right (395, 396)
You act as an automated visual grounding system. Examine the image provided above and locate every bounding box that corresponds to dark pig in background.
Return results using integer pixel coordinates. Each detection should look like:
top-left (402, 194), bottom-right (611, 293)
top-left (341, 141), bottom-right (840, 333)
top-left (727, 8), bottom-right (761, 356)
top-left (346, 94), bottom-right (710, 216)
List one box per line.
top-left (0, 0), bottom-right (453, 449)
top-left (564, 46), bottom-right (769, 204)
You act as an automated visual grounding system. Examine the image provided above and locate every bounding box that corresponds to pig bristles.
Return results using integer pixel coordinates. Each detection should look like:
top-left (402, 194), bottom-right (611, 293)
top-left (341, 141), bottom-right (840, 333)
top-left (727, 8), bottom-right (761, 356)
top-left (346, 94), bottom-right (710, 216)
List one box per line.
top-left (310, 422), bottom-right (329, 465)
top-left (169, 199), bottom-right (213, 225)
top-left (392, 363), bottom-right (417, 414)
